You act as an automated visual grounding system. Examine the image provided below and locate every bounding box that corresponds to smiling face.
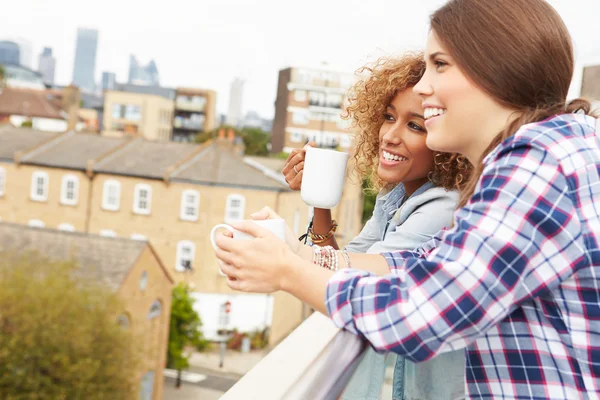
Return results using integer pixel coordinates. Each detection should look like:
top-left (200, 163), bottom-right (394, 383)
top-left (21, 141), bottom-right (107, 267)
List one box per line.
top-left (377, 88), bottom-right (434, 196)
top-left (413, 31), bottom-right (517, 163)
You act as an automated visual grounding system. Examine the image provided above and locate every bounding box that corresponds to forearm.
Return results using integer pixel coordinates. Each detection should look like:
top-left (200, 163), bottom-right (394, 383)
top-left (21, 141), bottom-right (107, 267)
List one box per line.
top-left (282, 257), bottom-right (333, 315)
top-left (311, 208), bottom-right (339, 249)
top-left (297, 245), bottom-right (390, 276)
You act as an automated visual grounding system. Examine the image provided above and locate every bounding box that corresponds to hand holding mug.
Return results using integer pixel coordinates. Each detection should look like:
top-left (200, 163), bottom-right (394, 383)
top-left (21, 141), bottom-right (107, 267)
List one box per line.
top-left (282, 142), bottom-right (316, 190)
top-left (250, 207), bottom-right (301, 255)
top-left (212, 220), bottom-right (295, 293)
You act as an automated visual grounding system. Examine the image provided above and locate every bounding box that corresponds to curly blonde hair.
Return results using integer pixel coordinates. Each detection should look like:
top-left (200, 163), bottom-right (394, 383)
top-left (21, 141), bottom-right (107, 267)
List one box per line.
top-left (342, 53), bottom-right (471, 192)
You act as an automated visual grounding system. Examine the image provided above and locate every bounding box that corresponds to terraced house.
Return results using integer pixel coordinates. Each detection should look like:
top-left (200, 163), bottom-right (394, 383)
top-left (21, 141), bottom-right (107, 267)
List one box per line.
top-left (0, 126), bottom-right (364, 345)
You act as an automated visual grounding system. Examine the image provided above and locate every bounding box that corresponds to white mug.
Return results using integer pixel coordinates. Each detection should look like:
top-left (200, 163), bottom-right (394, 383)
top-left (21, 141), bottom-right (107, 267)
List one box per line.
top-left (301, 147), bottom-right (349, 209)
top-left (210, 218), bottom-right (287, 251)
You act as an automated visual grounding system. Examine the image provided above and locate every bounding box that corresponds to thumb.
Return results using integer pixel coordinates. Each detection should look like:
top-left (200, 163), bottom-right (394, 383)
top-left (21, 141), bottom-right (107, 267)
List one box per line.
top-left (230, 220), bottom-right (271, 238)
top-left (250, 206), bottom-right (281, 220)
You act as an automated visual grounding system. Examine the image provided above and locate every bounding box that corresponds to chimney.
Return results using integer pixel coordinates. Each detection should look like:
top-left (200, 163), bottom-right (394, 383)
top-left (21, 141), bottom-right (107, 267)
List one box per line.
top-left (227, 128), bottom-right (235, 142)
top-left (61, 85), bottom-right (81, 131)
top-left (218, 128), bottom-right (225, 139)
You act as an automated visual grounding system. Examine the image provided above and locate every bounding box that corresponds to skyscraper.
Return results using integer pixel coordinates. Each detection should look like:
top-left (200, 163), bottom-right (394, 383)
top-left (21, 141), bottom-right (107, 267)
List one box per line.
top-left (0, 41), bottom-right (20, 65)
top-left (101, 71), bottom-right (116, 91)
top-left (38, 47), bottom-right (56, 85)
top-left (72, 28), bottom-right (99, 93)
top-left (226, 78), bottom-right (244, 127)
top-left (128, 55), bottom-right (159, 86)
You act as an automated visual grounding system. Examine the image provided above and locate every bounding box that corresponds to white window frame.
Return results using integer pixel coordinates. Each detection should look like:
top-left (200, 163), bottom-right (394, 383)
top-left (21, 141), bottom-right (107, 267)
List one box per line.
top-left (58, 223), bottom-right (75, 232)
top-left (0, 167), bottom-right (6, 196)
top-left (292, 110), bottom-right (309, 125)
top-left (340, 134), bottom-right (352, 148)
top-left (294, 90), bottom-right (307, 102)
top-left (225, 194), bottom-right (246, 223)
top-left (290, 131), bottom-right (304, 143)
top-left (28, 219), bottom-right (45, 228)
top-left (147, 300), bottom-right (162, 319)
top-left (99, 229), bottom-right (117, 238)
top-left (60, 174), bottom-right (79, 206)
top-left (180, 189), bottom-right (200, 222)
top-left (175, 240), bottom-right (196, 272)
top-left (131, 233), bottom-right (147, 241)
top-left (102, 180), bottom-right (121, 211)
top-left (133, 184), bottom-right (152, 215)
top-left (30, 171), bottom-right (49, 202)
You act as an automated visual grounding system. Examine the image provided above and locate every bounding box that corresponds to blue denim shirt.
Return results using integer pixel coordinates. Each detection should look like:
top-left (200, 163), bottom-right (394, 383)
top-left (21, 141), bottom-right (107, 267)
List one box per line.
top-left (340, 182), bottom-right (465, 400)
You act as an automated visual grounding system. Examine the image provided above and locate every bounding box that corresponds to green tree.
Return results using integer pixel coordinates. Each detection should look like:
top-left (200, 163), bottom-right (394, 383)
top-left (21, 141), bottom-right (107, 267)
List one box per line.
top-left (167, 283), bottom-right (207, 388)
top-left (0, 65), bottom-right (5, 87)
top-left (0, 251), bottom-right (140, 399)
top-left (361, 177), bottom-right (377, 224)
top-left (240, 127), bottom-right (270, 156)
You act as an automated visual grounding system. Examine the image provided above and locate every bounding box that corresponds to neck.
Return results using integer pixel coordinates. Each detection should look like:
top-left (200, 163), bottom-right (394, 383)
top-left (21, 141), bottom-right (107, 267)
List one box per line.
top-left (464, 109), bottom-right (520, 165)
top-left (402, 178), bottom-right (429, 198)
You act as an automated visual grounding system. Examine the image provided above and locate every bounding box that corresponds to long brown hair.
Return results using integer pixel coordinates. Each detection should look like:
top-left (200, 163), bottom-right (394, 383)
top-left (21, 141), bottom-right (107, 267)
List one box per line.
top-left (430, 0), bottom-right (597, 208)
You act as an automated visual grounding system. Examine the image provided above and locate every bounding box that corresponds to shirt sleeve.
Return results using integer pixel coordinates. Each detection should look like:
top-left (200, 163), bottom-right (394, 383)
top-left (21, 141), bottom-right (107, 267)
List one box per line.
top-left (325, 142), bottom-right (582, 362)
top-left (366, 193), bottom-right (456, 255)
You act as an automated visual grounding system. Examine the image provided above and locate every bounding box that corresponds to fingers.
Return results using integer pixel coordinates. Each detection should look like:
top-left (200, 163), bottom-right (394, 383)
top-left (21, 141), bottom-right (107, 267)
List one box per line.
top-left (282, 152), bottom-right (307, 178)
top-left (250, 206), bottom-right (281, 221)
top-left (230, 220), bottom-right (270, 238)
top-left (219, 261), bottom-right (240, 280)
top-left (285, 148), bottom-right (302, 164)
top-left (214, 245), bottom-right (236, 265)
top-left (288, 170), bottom-right (303, 191)
top-left (305, 141), bottom-right (317, 149)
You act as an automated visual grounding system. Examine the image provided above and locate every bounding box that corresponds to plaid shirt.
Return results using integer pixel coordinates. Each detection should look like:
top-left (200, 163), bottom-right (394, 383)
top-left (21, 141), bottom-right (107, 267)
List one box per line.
top-left (326, 114), bottom-right (600, 399)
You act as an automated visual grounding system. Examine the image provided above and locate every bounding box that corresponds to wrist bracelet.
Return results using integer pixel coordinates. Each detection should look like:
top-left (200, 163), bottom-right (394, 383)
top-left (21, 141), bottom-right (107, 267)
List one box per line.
top-left (308, 220), bottom-right (338, 244)
top-left (341, 249), bottom-right (351, 269)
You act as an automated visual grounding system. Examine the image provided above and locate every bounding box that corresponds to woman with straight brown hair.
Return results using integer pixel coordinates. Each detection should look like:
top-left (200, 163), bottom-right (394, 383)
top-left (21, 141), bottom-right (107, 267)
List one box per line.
top-left (213, 0), bottom-right (600, 398)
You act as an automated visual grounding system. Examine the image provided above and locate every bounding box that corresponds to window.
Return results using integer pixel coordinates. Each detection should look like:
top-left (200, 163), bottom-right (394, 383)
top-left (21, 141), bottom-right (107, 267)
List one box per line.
top-left (294, 90), bottom-right (307, 102)
top-left (290, 131), bottom-right (304, 143)
top-left (140, 271), bottom-right (148, 291)
top-left (99, 229), bottom-right (117, 238)
top-left (130, 233), bottom-right (147, 241)
top-left (133, 184), bottom-right (152, 215)
top-left (180, 190), bottom-right (200, 221)
top-left (30, 171), bottom-right (49, 202)
top-left (292, 110), bottom-right (309, 125)
top-left (102, 180), bottom-right (121, 211)
top-left (117, 313), bottom-right (130, 329)
top-left (175, 240), bottom-right (195, 272)
top-left (0, 167), bottom-right (5, 196)
top-left (58, 223), bottom-right (75, 232)
top-left (28, 219), bottom-right (45, 228)
top-left (112, 103), bottom-right (141, 121)
top-left (147, 300), bottom-right (162, 319)
top-left (60, 174), bottom-right (79, 206)
top-left (139, 370), bottom-right (155, 400)
top-left (225, 194), bottom-right (245, 223)
top-left (340, 134), bottom-right (352, 149)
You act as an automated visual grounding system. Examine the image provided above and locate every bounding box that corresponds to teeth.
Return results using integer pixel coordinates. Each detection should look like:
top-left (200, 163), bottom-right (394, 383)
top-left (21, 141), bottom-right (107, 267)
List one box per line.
top-left (424, 107), bottom-right (446, 120)
top-left (382, 151), bottom-right (407, 162)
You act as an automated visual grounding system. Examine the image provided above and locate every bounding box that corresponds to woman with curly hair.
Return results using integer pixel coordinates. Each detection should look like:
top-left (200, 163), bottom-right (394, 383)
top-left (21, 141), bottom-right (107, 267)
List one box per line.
top-left (279, 53), bottom-right (471, 399)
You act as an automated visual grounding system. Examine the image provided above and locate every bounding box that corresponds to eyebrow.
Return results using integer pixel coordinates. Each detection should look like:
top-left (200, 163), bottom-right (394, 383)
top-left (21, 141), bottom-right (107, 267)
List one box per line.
top-left (428, 51), bottom-right (448, 60)
top-left (387, 105), bottom-right (424, 120)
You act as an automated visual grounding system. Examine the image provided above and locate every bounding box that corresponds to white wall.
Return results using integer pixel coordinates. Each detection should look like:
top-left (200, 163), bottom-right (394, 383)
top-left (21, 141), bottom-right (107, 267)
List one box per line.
top-left (9, 115), bottom-right (67, 132)
top-left (191, 292), bottom-right (274, 340)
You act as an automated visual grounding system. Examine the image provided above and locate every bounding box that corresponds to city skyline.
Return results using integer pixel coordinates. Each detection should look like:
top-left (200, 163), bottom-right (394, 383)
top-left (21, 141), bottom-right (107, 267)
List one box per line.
top-left (3, 0), bottom-right (600, 118)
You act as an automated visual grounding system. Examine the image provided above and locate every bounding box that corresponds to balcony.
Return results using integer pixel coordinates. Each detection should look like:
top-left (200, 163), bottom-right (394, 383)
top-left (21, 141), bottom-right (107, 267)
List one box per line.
top-left (176, 96), bottom-right (207, 113)
top-left (221, 313), bottom-right (365, 399)
top-left (174, 115), bottom-right (205, 131)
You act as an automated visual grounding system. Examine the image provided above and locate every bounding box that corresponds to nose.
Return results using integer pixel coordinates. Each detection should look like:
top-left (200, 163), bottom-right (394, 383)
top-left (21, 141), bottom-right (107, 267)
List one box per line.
top-left (413, 69), bottom-right (433, 98)
top-left (381, 121), bottom-right (403, 147)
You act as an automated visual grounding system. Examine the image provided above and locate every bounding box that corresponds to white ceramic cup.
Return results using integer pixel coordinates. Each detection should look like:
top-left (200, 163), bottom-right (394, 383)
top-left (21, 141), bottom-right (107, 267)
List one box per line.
top-left (301, 147), bottom-right (349, 209)
top-left (210, 218), bottom-right (287, 251)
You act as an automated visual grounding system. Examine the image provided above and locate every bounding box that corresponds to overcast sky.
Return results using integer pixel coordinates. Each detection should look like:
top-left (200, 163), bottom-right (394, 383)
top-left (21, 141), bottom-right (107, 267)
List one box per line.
top-left (4, 0), bottom-right (600, 118)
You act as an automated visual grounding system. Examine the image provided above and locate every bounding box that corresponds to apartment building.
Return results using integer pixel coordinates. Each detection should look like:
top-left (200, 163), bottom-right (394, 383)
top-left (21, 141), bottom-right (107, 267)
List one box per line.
top-left (173, 87), bottom-right (217, 142)
top-left (271, 66), bottom-right (356, 153)
top-left (0, 126), bottom-right (364, 345)
top-left (103, 90), bottom-right (174, 142)
top-left (0, 223), bottom-right (173, 400)
top-left (582, 64), bottom-right (600, 101)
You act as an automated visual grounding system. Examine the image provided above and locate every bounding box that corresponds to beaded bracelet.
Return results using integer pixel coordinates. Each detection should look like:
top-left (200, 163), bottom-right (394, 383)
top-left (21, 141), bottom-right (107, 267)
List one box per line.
top-left (312, 245), bottom-right (339, 272)
top-left (308, 220), bottom-right (338, 244)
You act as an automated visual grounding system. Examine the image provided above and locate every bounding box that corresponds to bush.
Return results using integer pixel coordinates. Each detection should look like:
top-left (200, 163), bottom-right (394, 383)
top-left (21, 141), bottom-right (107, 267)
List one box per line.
top-left (0, 251), bottom-right (140, 399)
